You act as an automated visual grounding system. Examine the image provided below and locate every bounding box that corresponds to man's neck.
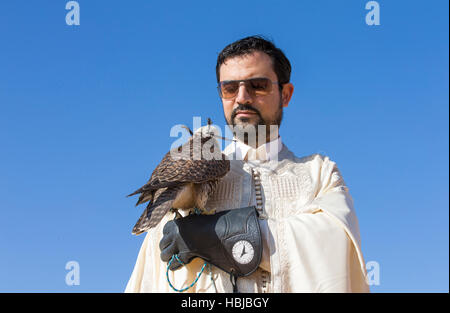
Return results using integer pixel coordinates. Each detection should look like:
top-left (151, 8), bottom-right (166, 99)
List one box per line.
top-left (239, 135), bottom-right (280, 148)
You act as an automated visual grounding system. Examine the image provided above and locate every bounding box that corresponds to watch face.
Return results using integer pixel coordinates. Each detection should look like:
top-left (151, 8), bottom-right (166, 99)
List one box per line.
top-left (232, 240), bottom-right (254, 264)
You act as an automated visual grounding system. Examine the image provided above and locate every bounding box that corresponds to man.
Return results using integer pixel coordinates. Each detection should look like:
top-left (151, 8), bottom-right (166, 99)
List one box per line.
top-left (125, 36), bottom-right (369, 293)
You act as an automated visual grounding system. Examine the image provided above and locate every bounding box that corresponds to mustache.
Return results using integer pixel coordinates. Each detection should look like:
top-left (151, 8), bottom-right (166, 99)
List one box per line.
top-left (231, 104), bottom-right (262, 120)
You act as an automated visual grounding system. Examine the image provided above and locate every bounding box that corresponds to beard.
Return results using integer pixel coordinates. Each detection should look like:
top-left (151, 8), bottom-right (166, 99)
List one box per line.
top-left (225, 98), bottom-right (283, 146)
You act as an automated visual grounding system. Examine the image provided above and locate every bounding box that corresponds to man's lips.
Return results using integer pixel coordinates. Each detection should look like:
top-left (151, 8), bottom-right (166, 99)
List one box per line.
top-left (236, 110), bottom-right (258, 117)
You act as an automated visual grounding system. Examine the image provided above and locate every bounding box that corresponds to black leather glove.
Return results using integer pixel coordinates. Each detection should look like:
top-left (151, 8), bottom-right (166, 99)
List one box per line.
top-left (160, 206), bottom-right (262, 278)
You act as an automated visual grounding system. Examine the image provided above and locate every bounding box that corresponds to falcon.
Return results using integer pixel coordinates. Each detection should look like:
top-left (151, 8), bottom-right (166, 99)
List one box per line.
top-left (128, 120), bottom-right (230, 235)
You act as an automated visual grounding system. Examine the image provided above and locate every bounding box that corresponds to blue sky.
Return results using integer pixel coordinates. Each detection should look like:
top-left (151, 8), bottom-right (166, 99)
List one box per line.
top-left (0, 0), bottom-right (448, 292)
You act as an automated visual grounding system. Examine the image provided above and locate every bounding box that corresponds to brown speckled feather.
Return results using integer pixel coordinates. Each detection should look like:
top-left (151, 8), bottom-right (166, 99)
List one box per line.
top-left (128, 137), bottom-right (229, 198)
top-left (128, 131), bottom-right (230, 235)
top-left (132, 186), bottom-right (183, 235)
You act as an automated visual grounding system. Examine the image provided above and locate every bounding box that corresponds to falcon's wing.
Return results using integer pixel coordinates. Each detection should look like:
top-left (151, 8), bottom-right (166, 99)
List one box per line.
top-left (131, 185), bottom-right (183, 235)
top-left (128, 145), bottom-right (230, 199)
top-left (152, 157), bottom-right (230, 187)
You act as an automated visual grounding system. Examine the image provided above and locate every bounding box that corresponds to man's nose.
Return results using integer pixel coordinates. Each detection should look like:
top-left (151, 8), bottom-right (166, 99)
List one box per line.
top-left (235, 83), bottom-right (253, 104)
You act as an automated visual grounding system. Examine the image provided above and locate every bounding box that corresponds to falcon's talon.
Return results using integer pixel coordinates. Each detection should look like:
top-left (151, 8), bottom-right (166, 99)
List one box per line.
top-left (170, 208), bottom-right (182, 220)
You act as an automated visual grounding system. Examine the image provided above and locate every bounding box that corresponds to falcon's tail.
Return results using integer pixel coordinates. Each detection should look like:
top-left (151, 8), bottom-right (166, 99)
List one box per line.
top-left (127, 187), bottom-right (145, 198)
top-left (132, 186), bottom-right (181, 235)
top-left (127, 186), bottom-right (154, 206)
top-left (135, 192), bottom-right (153, 207)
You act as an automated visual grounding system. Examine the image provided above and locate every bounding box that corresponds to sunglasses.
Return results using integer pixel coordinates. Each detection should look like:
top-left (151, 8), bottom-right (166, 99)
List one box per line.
top-left (217, 77), bottom-right (280, 99)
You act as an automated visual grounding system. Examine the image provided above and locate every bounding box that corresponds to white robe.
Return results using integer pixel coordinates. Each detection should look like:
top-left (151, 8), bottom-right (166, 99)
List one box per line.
top-left (124, 142), bottom-right (370, 293)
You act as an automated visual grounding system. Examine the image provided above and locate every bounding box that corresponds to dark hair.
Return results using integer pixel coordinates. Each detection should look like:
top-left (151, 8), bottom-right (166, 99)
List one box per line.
top-left (216, 35), bottom-right (291, 87)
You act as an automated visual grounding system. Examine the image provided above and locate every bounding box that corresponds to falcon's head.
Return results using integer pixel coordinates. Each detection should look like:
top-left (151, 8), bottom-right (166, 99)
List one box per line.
top-left (181, 118), bottom-right (221, 142)
top-left (178, 119), bottom-right (230, 161)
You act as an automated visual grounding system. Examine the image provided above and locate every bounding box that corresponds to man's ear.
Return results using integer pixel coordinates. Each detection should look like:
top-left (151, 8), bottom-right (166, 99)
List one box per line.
top-left (281, 83), bottom-right (294, 108)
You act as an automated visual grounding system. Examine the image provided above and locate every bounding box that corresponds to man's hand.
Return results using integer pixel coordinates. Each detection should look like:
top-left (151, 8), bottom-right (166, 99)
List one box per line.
top-left (159, 206), bottom-right (263, 277)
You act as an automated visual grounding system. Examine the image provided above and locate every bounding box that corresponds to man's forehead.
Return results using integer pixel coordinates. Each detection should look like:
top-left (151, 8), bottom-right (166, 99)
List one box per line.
top-left (219, 51), bottom-right (276, 81)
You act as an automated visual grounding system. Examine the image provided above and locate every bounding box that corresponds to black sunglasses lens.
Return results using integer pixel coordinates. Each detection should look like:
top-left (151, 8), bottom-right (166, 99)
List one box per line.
top-left (219, 78), bottom-right (273, 98)
top-left (220, 81), bottom-right (239, 98)
top-left (249, 78), bottom-right (271, 92)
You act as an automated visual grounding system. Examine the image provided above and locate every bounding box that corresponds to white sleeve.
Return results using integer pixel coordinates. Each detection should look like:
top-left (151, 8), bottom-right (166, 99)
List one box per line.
top-left (267, 155), bottom-right (370, 292)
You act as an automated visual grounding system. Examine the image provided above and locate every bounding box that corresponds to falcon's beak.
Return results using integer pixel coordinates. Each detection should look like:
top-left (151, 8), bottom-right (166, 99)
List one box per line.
top-left (181, 125), bottom-right (193, 136)
top-left (210, 133), bottom-right (237, 142)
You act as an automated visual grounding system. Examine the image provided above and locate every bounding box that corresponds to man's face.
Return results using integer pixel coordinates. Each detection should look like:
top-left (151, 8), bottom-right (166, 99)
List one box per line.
top-left (218, 51), bottom-right (293, 145)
